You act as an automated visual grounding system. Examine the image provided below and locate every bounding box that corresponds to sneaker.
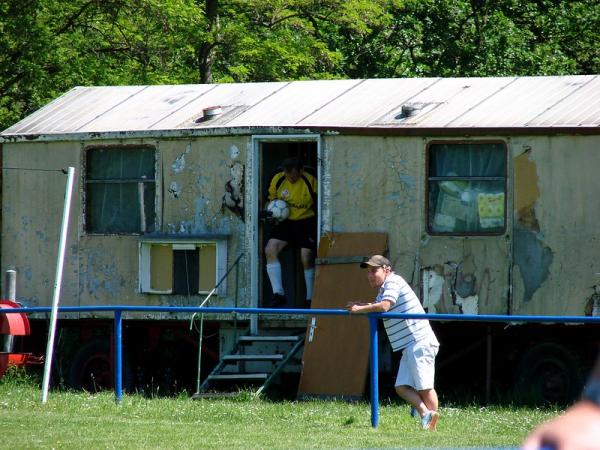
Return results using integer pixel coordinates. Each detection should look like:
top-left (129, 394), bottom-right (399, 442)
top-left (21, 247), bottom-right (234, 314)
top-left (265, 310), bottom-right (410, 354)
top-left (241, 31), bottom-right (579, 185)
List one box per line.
top-left (269, 293), bottom-right (286, 307)
top-left (410, 406), bottom-right (418, 418)
top-left (420, 410), bottom-right (439, 431)
top-left (304, 299), bottom-right (312, 309)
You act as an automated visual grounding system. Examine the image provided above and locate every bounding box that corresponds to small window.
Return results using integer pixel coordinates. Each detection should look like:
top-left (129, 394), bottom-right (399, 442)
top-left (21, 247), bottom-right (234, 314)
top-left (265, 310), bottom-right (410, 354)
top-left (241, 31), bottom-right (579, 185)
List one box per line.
top-left (85, 147), bottom-right (156, 234)
top-left (139, 240), bottom-right (227, 295)
top-left (427, 142), bottom-right (506, 235)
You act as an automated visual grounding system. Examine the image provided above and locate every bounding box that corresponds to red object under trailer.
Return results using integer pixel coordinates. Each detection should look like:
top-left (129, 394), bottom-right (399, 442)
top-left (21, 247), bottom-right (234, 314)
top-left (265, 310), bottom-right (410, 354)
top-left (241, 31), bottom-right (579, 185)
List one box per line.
top-left (0, 300), bottom-right (43, 378)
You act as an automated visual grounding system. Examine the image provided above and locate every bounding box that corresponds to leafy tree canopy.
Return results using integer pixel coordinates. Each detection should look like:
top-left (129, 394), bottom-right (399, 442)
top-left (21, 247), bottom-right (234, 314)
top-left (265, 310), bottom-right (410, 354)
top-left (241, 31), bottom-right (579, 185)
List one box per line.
top-left (0, 0), bottom-right (598, 130)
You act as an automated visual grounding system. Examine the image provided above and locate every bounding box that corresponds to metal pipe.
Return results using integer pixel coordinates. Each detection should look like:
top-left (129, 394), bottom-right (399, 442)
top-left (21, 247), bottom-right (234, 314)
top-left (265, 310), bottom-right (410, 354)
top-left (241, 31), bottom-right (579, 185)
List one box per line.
top-left (114, 310), bottom-right (123, 403)
top-left (189, 253), bottom-right (244, 328)
top-left (3, 304), bottom-right (600, 426)
top-left (138, 182), bottom-right (146, 233)
top-left (4, 269), bottom-right (16, 301)
top-left (485, 326), bottom-right (492, 405)
top-left (3, 270), bottom-right (16, 353)
top-left (369, 316), bottom-right (379, 428)
top-left (194, 313), bottom-right (204, 395)
top-left (233, 258), bottom-right (239, 343)
top-left (7, 307), bottom-right (600, 324)
top-left (41, 167), bottom-right (75, 404)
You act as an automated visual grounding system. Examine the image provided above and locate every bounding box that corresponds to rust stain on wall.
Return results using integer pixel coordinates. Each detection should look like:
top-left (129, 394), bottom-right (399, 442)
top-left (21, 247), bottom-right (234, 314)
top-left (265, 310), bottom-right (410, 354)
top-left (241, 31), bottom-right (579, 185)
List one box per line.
top-left (514, 149), bottom-right (540, 231)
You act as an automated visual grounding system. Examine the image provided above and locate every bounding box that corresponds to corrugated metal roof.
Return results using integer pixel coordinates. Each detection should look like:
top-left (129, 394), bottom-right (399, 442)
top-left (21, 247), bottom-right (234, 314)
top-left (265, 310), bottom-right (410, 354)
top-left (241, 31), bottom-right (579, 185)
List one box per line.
top-left (2, 76), bottom-right (599, 138)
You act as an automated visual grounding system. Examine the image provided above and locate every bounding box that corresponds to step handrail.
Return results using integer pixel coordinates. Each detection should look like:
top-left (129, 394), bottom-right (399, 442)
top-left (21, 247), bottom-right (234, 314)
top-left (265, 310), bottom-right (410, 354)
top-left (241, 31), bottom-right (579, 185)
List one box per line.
top-left (189, 252), bottom-right (244, 395)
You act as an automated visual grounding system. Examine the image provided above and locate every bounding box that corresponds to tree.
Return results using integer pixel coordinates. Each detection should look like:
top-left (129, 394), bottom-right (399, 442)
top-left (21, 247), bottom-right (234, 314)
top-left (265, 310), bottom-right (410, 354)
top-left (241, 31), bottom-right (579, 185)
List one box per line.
top-left (1, 0), bottom-right (598, 130)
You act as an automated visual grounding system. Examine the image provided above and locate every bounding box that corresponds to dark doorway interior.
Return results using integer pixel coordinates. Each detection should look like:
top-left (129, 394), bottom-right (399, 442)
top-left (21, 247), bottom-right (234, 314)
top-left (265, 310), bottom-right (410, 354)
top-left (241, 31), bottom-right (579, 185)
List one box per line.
top-left (260, 141), bottom-right (318, 308)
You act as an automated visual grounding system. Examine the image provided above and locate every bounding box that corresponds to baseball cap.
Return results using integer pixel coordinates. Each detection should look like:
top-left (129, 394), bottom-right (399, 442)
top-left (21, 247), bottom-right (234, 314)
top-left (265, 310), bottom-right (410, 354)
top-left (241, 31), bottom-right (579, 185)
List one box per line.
top-left (360, 255), bottom-right (391, 269)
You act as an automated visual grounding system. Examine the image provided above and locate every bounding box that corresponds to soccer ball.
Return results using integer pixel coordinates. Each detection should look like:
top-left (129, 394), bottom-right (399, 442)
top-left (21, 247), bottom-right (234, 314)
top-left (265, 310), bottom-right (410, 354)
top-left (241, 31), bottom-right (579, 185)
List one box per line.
top-left (266, 199), bottom-right (290, 221)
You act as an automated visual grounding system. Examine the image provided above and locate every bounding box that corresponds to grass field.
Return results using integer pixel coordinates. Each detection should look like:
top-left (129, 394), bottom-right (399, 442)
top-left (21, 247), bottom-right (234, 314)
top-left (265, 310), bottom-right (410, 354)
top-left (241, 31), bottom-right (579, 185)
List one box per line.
top-left (0, 370), bottom-right (560, 449)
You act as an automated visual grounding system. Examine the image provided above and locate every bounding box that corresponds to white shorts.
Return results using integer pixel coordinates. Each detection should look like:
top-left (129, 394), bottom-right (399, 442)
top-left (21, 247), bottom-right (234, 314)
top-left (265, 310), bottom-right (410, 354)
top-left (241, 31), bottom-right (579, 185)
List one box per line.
top-left (395, 339), bottom-right (439, 391)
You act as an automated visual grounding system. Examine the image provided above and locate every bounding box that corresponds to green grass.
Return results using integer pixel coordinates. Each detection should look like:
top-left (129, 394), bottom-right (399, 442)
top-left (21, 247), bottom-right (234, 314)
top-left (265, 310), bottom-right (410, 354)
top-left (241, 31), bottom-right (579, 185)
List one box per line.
top-left (0, 369), bottom-right (560, 449)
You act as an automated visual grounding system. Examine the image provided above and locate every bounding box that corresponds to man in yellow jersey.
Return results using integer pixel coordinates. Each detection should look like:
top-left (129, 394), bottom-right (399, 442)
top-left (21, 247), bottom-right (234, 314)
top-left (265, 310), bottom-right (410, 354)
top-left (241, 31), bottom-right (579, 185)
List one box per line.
top-left (264, 157), bottom-right (317, 308)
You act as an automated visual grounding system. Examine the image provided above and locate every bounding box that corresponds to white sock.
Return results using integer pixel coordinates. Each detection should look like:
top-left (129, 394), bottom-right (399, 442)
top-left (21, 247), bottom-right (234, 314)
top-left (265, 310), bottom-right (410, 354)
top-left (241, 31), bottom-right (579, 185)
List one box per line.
top-left (304, 267), bottom-right (315, 300)
top-left (266, 262), bottom-right (284, 295)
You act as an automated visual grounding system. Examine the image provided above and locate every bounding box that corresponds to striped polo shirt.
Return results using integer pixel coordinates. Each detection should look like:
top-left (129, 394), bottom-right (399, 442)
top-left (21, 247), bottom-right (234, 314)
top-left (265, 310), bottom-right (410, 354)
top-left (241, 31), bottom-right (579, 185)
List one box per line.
top-left (377, 272), bottom-right (439, 352)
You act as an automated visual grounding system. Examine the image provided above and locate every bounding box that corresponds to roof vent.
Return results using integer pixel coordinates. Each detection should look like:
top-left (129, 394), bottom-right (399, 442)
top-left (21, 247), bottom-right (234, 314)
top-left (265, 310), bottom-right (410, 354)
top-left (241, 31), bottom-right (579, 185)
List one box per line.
top-left (396, 104), bottom-right (419, 120)
top-left (201, 106), bottom-right (223, 121)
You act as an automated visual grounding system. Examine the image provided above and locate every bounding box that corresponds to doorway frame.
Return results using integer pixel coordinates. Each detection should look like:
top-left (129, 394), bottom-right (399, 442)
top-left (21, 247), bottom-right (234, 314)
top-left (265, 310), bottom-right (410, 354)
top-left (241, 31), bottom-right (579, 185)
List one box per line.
top-left (248, 134), bottom-right (322, 334)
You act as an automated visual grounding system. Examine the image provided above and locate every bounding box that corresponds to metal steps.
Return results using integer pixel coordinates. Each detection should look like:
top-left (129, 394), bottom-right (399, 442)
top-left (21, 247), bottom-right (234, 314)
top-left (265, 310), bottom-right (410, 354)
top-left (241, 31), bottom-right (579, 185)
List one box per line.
top-left (222, 354), bottom-right (284, 362)
top-left (238, 336), bottom-right (300, 342)
top-left (209, 373), bottom-right (269, 380)
top-left (195, 333), bottom-right (304, 397)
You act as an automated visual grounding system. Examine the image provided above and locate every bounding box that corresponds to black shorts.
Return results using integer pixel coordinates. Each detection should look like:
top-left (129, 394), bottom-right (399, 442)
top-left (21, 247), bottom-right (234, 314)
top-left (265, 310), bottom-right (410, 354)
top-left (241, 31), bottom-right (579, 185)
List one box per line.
top-left (269, 216), bottom-right (317, 251)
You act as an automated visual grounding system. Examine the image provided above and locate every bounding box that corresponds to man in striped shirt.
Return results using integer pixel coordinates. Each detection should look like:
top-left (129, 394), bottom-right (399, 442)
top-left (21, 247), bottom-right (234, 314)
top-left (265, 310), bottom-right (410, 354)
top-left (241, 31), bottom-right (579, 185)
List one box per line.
top-left (346, 255), bottom-right (440, 430)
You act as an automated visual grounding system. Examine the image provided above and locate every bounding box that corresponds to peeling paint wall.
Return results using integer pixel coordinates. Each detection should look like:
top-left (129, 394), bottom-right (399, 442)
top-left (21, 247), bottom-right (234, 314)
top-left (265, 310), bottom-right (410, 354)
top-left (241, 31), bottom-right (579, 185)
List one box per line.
top-left (511, 136), bottom-right (600, 316)
top-left (325, 135), bottom-right (508, 315)
top-left (1, 141), bottom-right (81, 308)
top-left (161, 138), bottom-right (246, 237)
top-left (513, 146), bottom-right (553, 304)
top-left (1, 136), bottom-right (250, 313)
top-left (323, 135), bottom-right (423, 278)
top-left (3, 133), bottom-right (600, 318)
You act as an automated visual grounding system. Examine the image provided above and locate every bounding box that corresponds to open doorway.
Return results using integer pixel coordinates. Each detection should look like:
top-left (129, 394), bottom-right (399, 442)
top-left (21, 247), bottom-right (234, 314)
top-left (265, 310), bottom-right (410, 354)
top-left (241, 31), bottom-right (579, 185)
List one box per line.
top-left (259, 140), bottom-right (318, 308)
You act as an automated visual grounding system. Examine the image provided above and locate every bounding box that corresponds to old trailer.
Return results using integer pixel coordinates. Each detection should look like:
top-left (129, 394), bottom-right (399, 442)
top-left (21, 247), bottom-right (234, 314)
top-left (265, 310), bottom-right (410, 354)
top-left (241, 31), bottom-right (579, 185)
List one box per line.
top-left (1, 75), bottom-right (599, 402)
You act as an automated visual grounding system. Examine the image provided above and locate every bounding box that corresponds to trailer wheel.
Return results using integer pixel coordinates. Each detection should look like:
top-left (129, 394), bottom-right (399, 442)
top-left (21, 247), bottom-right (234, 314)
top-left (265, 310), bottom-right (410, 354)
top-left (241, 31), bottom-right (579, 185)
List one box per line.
top-left (66, 340), bottom-right (133, 392)
top-left (515, 342), bottom-right (583, 406)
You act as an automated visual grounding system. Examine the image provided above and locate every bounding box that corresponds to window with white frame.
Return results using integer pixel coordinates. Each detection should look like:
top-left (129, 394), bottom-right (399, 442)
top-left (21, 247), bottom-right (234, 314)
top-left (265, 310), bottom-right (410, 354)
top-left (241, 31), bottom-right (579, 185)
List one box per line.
top-left (85, 146), bottom-right (156, 234)
top-left (427, 142), bottom-right (507, 235)
top-left (139, 239), bottom-right (228, 295)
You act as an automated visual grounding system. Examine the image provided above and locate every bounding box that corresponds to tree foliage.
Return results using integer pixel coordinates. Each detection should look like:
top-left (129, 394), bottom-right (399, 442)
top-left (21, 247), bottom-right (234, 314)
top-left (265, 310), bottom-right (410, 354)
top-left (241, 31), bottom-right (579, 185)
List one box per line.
top-left (0, 0), bottom-right (598, 130)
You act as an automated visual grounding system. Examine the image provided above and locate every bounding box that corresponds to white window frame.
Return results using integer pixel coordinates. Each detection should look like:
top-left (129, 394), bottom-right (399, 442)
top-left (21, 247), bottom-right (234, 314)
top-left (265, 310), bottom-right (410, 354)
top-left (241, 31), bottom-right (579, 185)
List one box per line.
top-left (139, 237), bottom-right (228, 296)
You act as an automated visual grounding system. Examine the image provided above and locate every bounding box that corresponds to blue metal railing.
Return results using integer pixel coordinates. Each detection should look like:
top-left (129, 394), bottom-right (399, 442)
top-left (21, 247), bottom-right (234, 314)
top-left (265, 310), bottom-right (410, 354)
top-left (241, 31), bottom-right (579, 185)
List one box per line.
top-left (2, 305), bottom-right (600, 428)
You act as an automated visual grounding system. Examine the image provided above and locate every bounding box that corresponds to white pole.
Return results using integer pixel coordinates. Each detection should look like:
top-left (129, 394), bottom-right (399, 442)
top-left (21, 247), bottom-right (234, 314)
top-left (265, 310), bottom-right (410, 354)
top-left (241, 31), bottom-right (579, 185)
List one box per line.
top-left (138, 182), bottom-right (146, 233)
top-left (41, 167), bottom-right (75, 403)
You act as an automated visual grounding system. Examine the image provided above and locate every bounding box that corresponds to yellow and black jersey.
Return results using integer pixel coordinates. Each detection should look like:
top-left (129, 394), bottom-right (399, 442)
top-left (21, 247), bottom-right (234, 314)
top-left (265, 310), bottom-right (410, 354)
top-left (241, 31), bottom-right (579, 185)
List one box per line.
top-left (268, 171), bottom-right (317, 221)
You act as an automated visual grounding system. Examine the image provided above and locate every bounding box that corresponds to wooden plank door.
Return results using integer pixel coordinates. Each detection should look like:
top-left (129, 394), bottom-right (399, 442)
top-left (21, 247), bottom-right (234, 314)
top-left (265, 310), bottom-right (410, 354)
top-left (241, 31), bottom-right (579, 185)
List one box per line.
top-left (297, 232), bottom-right (388, 399)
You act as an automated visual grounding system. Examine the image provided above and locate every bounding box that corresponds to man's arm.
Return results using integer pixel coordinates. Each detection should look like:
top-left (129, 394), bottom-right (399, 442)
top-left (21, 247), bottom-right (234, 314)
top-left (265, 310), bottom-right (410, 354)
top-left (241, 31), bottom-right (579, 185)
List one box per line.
top-left (267, 173), bottom-right (282, 201)
top-left (523, 357), bottom-right (600, 450)
top-left (346, 300), bottom-right (392, 314)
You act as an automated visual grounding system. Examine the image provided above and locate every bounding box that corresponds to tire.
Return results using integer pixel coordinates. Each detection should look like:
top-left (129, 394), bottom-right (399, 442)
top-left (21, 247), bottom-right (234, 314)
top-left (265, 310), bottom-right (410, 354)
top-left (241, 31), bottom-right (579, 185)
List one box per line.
top-left (515, 342), bottom-right (584, 406)
top-left (66, 339), bottom-right (133, 392)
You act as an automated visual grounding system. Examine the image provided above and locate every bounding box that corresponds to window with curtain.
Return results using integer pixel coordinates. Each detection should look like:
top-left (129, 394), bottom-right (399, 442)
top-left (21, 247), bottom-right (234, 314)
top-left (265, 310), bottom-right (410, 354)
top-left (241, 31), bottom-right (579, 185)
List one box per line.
top-left (427, 142), bottom-right (506, 235)
top-left (85, 147), bottom-right (156, 234)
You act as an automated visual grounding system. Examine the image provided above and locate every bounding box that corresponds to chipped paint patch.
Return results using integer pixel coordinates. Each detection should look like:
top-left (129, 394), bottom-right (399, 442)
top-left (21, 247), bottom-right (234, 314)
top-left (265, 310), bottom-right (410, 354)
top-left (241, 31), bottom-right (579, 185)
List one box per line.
top-left (21, 216), bottom-right (32, 232)
top-left (456, 295), bottom-right (478, 314)
top-left (422, 269), bottom-right (444, 313)
top-left (390, 160), bottom-right (416, 207)
top-left (168, 181), bottom-right (181, 198)
top-left (222, 162), bottom-right (244, 219)
top-left (172, 143), bottom-right (192, 173)
top-left (514, 228), bottom-right (553, 302)
top-left (229, 145), bottom-right (240, 160)
top-left (422, 263), bottom-right (481, 314)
